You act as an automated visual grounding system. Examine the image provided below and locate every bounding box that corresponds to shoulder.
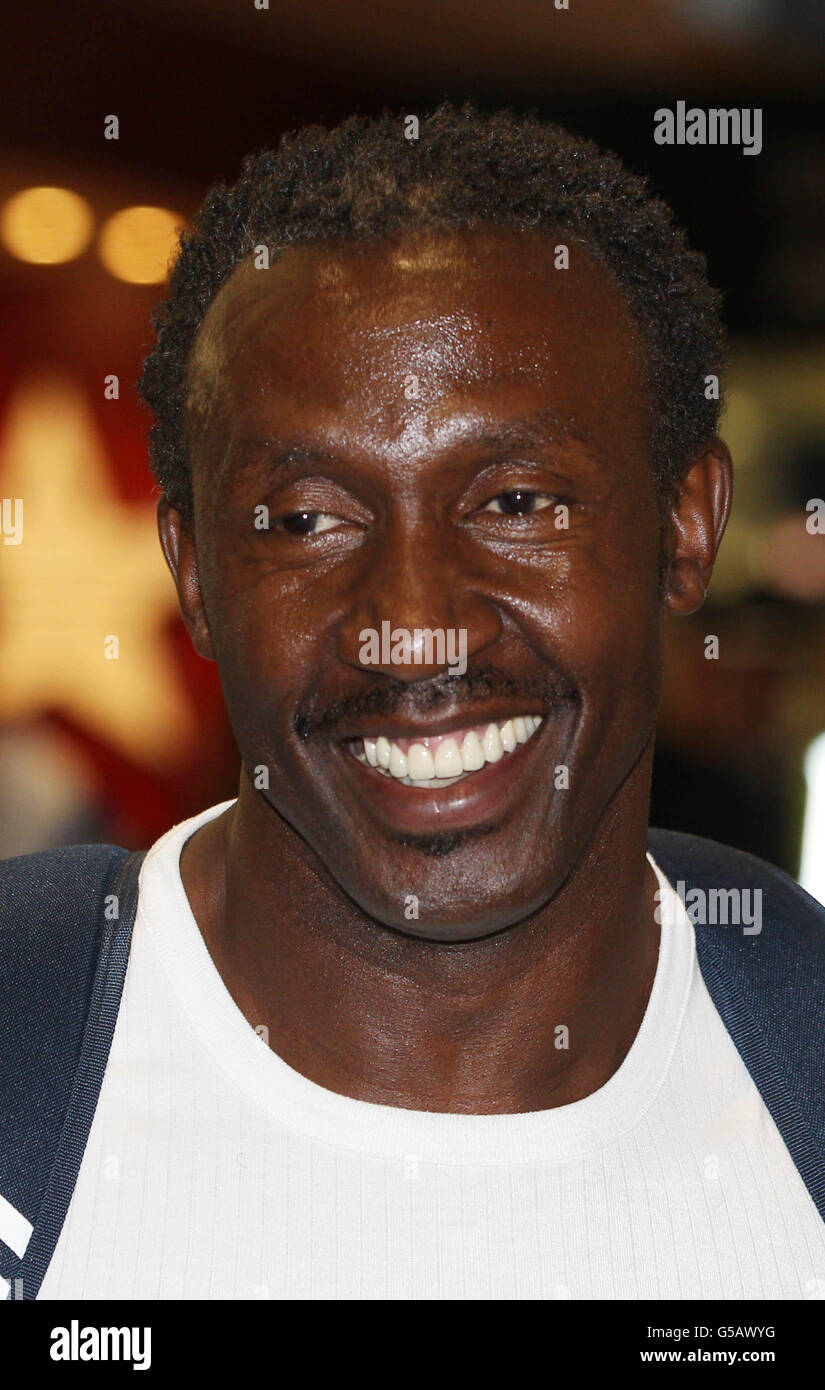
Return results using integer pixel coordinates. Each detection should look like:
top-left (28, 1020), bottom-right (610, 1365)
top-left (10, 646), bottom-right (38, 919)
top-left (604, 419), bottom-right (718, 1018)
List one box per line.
top-left (0, 843), bottom-right (129, 1017)
top-left (649, 827), bottom-right (825, 1218)
top-left (0, 843), bottom-right (129, 954)
top-left (0, 844), bottom-right (138, 1284)
top-left (0, 842), bottom-right (132, 1144)
top-left (648, 826), bottom-right (825, 964)
top-left (0, 841), bottom-right (128, 907)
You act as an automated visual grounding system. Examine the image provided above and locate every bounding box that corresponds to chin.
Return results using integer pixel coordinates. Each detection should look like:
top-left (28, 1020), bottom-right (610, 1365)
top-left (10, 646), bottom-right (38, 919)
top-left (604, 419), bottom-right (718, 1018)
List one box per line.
top-left (336, 849), bottom-right (563, 944)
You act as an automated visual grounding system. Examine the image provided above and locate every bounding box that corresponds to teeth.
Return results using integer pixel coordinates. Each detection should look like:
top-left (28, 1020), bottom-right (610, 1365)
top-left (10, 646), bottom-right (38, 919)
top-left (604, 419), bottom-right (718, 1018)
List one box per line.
top-left (461, 730), bottom-right (485, 771)
top-left (433, 737), bottom-right (461, 777)
top-left (353, 715), bottom-right (544, 787)
top-left (482, 723), bottom-right (503, 763)
top-left (407, 743), bottom-right (435, 780)
top-left (389, 743), bottom-right (408, 779)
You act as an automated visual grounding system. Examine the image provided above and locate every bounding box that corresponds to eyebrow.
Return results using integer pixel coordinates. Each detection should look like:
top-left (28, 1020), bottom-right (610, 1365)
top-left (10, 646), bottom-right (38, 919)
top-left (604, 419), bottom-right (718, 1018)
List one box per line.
top-left (232, 406), bottom-right (605, 489)
top-left (454, 408), bottom-right (604, 461)
top-left (230, 437), bottom-right (338, 491)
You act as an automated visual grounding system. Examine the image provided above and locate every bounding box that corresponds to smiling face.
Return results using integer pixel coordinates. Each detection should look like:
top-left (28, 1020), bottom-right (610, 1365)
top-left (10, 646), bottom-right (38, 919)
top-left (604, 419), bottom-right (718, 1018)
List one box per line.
top-left (174, 226), bottom-right (674, 939)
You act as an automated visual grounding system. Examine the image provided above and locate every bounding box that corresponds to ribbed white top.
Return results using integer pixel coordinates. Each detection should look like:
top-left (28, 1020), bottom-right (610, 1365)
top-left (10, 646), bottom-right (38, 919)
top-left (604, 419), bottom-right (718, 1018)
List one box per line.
top-left (39, 802), bottom-right (825, 1300)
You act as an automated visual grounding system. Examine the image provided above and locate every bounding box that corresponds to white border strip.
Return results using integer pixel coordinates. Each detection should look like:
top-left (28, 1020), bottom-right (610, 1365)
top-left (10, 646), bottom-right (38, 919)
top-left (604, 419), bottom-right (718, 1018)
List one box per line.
top-left (800, 731), bottom-right (825, 908)
top-left (0, 1190), bottom-right (33, 1259)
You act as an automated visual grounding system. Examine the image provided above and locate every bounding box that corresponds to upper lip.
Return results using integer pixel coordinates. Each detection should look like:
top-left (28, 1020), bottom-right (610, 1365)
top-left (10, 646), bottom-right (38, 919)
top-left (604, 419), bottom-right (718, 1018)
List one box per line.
top-left (333, 707), bottom-right (547, 744)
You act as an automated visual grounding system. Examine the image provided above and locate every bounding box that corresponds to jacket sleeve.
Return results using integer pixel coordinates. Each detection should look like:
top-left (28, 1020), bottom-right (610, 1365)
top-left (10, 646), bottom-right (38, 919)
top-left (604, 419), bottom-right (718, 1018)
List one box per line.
top-left (0, 844), bottom-right (140, 1299)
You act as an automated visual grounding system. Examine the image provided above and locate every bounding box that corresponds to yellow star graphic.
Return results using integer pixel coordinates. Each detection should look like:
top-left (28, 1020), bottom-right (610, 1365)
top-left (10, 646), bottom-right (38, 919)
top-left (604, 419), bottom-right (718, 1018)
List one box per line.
top-left (0, 375), bottom-right (194, 768)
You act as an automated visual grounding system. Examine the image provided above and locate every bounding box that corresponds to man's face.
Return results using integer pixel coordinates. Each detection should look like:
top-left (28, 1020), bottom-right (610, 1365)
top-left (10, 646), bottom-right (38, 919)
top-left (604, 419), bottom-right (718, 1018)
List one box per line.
top-left (182, 226), bottom-right (666, 940)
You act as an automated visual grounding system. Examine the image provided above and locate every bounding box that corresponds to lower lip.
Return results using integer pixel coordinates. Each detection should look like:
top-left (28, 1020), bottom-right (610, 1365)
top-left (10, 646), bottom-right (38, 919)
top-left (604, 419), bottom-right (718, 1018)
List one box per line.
top-left (333, 725), bottom-right (552, 835)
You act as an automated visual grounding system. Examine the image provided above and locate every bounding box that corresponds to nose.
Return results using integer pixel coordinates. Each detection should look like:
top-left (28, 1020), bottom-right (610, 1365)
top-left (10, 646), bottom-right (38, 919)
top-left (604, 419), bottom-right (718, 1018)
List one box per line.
top-left (335, 517), bottom-right (502, 681)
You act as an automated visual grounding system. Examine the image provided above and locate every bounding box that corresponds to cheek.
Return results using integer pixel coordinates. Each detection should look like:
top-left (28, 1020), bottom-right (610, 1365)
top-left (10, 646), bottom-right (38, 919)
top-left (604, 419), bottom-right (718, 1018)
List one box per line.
top-left (571, 570), bottom-right (661, 686)
top-left (198, 558), bottom-right (312, 747)
top-left (504, 533), bottom-right (663, 723)
top-left (516, 524), bottom-right (659, 629)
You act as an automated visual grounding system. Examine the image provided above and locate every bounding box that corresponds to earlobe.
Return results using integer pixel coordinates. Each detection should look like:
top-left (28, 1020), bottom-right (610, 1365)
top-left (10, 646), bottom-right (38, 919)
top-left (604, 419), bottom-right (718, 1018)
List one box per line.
top-left (663, 440), bottom-right (732, 616)
top-left (156, 496), bottom-right (216, 662)
top-left (665, 561), bottom-right (707, 616)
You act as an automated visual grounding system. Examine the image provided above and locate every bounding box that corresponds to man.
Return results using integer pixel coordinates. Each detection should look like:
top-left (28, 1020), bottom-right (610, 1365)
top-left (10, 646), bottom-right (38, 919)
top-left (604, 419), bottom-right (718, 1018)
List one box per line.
top-left (2, 104), bottom-right (823, 1301)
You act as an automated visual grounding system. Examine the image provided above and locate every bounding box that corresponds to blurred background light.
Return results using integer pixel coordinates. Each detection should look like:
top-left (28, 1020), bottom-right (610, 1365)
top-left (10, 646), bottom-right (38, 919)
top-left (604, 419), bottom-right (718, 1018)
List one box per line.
top-left (1, 186), bottom-right (93, 265)
top-left (98, 205), bottom-right (183, 284)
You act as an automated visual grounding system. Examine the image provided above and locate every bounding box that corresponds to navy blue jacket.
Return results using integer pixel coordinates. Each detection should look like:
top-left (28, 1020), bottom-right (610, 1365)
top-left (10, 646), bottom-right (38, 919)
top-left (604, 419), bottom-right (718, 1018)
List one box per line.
top-left (0, 829), bottom-right (823, 1299)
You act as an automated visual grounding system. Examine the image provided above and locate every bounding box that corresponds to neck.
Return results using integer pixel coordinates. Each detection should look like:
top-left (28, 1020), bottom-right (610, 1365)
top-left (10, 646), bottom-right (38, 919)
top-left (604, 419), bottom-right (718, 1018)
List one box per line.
top-left (180, 751), bottom-right (660, 1114)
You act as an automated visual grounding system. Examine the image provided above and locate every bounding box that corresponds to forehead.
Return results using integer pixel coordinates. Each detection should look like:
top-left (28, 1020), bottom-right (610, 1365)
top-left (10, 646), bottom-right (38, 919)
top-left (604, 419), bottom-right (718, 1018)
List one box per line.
top-left (186, 226), bottom-right (650, 462)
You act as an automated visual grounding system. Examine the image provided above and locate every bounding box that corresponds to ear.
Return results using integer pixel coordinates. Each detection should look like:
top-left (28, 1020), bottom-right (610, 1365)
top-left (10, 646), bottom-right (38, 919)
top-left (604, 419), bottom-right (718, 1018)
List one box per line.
top-left (663, 439), bottom-right (733, 615)
top-left (157, 496), bottom-right (216, 661)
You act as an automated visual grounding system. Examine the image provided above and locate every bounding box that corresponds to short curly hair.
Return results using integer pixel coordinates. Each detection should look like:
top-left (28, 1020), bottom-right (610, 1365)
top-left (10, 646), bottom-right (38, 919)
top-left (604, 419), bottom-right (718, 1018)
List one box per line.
top-left (139, 101), bottom-right (726, 522)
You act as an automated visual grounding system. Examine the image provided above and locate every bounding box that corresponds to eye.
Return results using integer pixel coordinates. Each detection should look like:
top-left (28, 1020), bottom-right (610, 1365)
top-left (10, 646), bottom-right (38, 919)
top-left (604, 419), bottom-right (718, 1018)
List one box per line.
top-left (279, 510), bottom-right (342, 536)
top-left (482, 489), bottom-right (555, 517)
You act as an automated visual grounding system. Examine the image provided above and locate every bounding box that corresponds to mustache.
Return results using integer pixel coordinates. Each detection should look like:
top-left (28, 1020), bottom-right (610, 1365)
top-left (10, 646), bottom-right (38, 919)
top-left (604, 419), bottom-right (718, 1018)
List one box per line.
top-left (293, 665), bottom-right (580, 742)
